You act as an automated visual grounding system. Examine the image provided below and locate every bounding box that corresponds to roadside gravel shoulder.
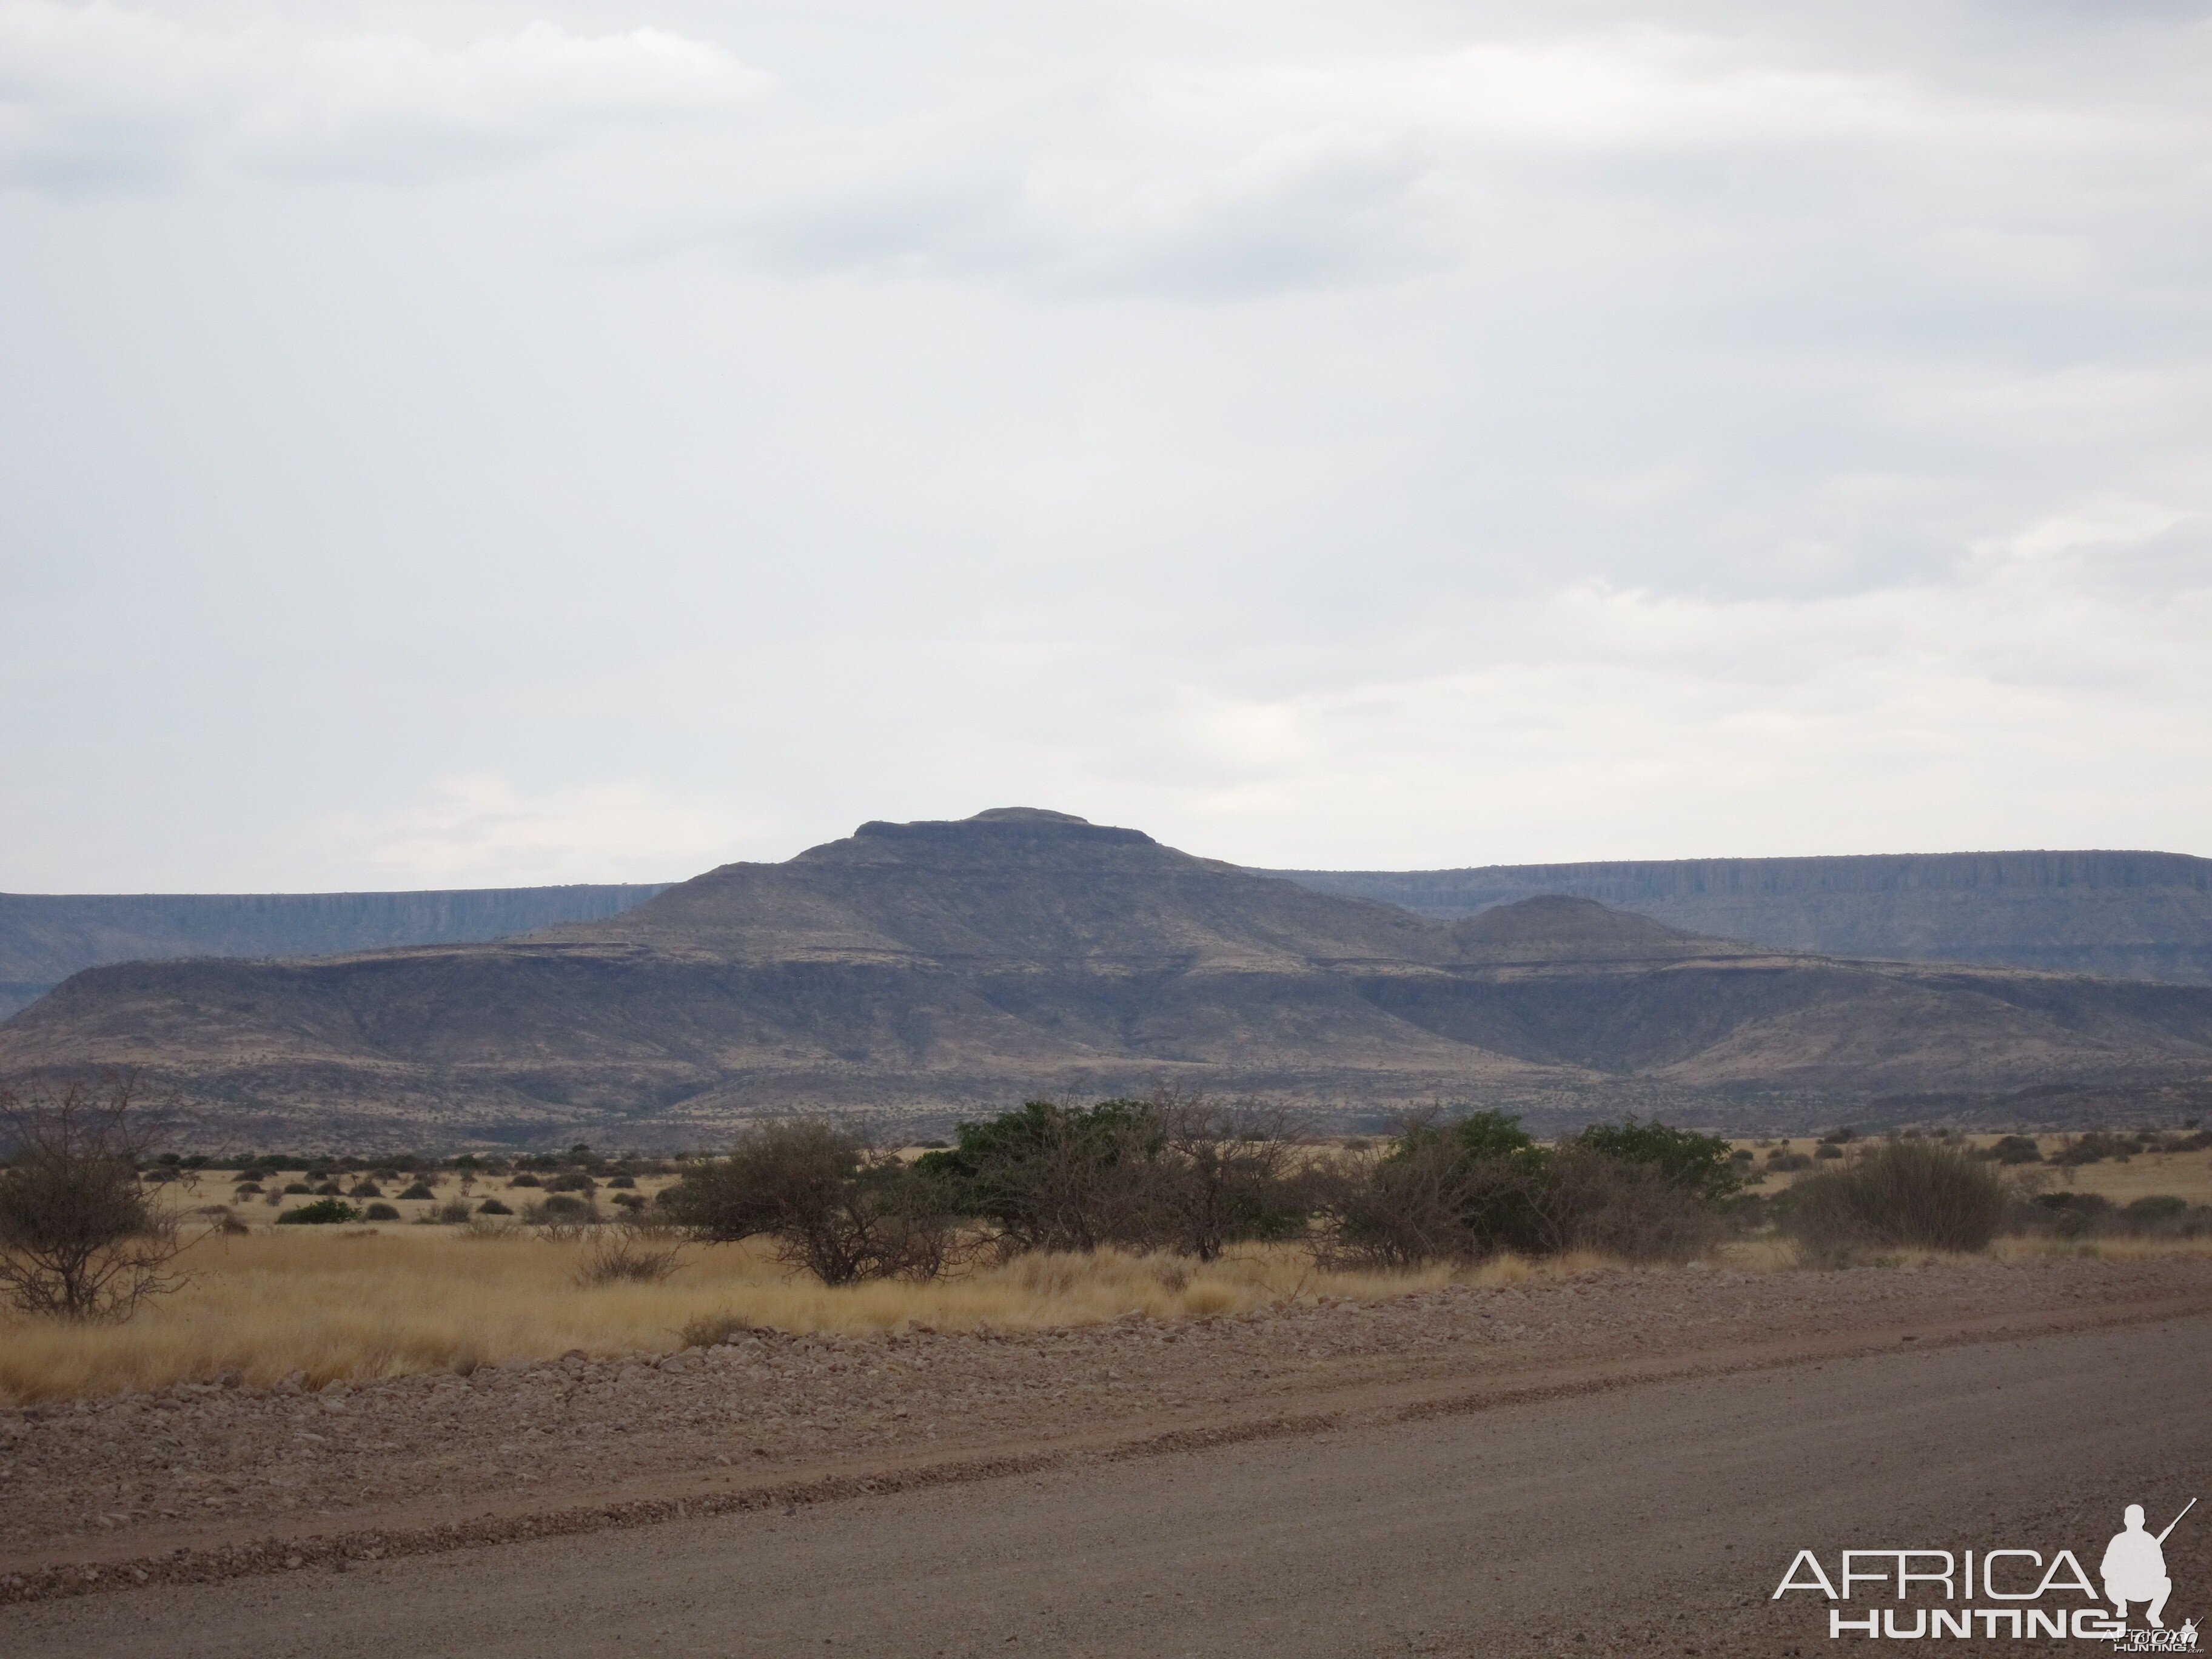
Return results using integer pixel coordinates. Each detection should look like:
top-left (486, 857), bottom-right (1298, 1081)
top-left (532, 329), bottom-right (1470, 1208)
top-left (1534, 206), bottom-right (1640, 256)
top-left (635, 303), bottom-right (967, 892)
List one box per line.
top-left (2, 1252), bottom-right (2207, 1587)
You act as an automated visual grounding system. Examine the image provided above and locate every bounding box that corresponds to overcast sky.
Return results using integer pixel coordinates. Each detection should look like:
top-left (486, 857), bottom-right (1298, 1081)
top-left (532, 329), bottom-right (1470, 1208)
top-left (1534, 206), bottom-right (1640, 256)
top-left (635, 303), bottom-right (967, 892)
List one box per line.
top-left (3, 0), bottom-right (2208, 891)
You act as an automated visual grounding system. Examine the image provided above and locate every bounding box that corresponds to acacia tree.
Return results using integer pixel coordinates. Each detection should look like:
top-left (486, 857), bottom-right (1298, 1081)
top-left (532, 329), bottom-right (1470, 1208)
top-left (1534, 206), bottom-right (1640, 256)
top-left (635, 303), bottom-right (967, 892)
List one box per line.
top-left (661, 1120), bottom-right (955, 1285)
top-left (914, 1099), bottom-right (1164, 1255)
top-left (0, 1076), bottom-right (191, 1319)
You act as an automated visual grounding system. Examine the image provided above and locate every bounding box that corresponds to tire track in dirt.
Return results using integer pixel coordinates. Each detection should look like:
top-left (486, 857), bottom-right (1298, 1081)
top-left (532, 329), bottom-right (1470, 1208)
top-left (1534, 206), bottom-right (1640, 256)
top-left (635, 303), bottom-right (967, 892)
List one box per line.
top-left (6, 1314), bottom-right (2210, 1659)
top-left (6, 1286), bottom-right (2207, 1607)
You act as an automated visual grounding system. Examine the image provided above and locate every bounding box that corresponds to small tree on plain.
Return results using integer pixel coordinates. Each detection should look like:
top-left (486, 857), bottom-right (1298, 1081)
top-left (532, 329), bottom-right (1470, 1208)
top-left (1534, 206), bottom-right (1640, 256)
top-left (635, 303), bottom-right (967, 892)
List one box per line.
top-left (914, 1099), bottom-right (1162, 1255)
top-left (663, 1119), bottom-right (956, 1284)
top-left (0, 1076), bottom-right (190, 1319)
top-left (1148, 1093), bottom-right (1307, 1261)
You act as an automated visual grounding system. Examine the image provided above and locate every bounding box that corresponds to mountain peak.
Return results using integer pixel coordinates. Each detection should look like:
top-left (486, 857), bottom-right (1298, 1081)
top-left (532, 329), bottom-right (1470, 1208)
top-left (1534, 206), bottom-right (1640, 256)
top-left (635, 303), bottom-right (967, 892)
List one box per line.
top-left (965, 806), bottom-right (1092, 824)
top-left (799, 809), bottom-right (1162, 866)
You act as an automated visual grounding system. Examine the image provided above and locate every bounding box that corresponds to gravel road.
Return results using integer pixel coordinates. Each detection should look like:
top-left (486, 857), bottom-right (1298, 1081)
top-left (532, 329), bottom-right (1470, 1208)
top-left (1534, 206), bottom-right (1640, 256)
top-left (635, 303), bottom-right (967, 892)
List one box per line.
top-left (6, 1251), bottom-right (2207, 1578)
top-left (4, 1306), bottom-right (2207, 1658)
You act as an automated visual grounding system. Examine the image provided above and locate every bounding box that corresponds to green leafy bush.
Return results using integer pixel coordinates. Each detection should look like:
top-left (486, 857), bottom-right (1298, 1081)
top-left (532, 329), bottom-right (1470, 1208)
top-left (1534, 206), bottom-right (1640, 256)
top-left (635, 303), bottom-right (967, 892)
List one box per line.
top-left (1316, 1111), bottom-right (1719, 1267)
top-left (665, 1120), bottom-right (955, 1284)
top-left (362, 1202), bottom-right (401, 1221)
top-left (276, 1198), bottom-right (361, 1226)
top-left (1987, 1135), bottom-right (2043, 1164)
top-left (1572, 1117), bottom-right (1742, 1202)
top-left (915, 1100), bottom-right (1163, 1255)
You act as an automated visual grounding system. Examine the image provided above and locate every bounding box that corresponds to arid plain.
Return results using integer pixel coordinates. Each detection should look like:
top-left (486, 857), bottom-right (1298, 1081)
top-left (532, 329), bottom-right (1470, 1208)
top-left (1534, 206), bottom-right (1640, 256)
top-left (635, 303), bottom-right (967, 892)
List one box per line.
top-left (4, 1131), bottom-right (2211, 1657)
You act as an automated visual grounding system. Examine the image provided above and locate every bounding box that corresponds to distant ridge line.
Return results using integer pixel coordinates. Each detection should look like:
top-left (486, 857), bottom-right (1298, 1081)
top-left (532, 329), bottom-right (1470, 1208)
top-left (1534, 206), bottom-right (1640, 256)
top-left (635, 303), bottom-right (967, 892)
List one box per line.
top-left (1265, 849), bottom-right (2212, 896)
top-left (8, 846), bottom-right (2212, 1025)
top-left (0, 883), bottom-right (674, 1019)
top-left (1261, 850), bottom-right (2212, 985)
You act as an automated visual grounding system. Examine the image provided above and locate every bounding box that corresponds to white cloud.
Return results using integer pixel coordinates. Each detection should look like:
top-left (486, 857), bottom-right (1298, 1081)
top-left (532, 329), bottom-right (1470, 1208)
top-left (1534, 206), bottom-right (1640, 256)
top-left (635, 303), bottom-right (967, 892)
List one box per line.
top-left (706, 19), bottom-right (2211, 301)
top-left (0, 2), bottom-right (766, 189)
top-left (1, 0), bottom-right (2208, 888)
top-left (329, 776), bottom-right (742, 888)
top-left (1101, 523), bottom-right (2212, 865)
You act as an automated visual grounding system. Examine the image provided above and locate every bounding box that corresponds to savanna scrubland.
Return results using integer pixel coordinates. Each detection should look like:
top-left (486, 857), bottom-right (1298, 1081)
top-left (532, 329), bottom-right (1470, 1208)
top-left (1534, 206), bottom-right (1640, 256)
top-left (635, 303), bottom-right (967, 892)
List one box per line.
top-left (5, 1084), bottom-right (2212, 1612)
top-left (4, 1089), bottom-right (2211, 1406)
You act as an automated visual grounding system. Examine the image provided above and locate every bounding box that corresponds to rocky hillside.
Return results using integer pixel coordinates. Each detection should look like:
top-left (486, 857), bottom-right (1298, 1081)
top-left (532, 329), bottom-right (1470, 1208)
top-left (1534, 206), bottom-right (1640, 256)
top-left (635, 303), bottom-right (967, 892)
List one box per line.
top-left (1265, 851), bottom-right (2212, 984)
top-left (0, 884), bottom-right (671, 1021)
top-left (4, 810), bottom-right (2211, 1147)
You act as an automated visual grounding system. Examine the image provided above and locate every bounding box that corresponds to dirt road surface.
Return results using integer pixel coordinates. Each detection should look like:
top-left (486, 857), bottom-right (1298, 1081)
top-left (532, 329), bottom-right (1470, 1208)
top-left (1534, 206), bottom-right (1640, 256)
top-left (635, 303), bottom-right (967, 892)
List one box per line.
top-left (5, 1309), bottom-right (2207, 1659)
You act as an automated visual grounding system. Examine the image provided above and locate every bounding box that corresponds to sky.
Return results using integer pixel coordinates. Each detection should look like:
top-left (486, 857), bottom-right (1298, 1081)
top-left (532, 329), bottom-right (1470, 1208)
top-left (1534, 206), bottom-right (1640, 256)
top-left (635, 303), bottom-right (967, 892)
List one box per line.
top-left (2, 0), bottom-right (2209, 891)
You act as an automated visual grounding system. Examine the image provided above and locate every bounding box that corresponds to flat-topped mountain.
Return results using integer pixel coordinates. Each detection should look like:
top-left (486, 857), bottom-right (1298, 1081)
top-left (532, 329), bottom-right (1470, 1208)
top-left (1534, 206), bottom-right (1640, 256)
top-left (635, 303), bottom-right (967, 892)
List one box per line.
top-left (4, 810), bottom-right (2210, 1145)
top-left (10, 844), bottom-right (2210, 1036)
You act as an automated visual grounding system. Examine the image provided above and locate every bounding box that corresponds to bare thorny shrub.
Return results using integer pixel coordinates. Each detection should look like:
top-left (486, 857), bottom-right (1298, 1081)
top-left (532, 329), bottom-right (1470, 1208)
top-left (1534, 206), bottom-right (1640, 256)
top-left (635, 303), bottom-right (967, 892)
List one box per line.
top-left (0, 1076), bottom-right (192, 1319)
top-left (574, 1220), bottom-right (688, 1286)
top-left (1526, 1148), bottom-right (1721, 1264)
top-left (1145, 1094), bottom-right (1309, 1262)
top-left (1783, 1139), bottom-right (2009, 1265)
top-left (1306, 1133), bottom-right (1529, 1270)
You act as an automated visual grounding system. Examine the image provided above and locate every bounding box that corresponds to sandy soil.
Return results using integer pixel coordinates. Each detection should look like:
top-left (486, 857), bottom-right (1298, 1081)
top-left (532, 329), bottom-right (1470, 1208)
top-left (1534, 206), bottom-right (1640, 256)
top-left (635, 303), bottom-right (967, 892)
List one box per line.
top-left (2, 1252), bottom-right (2207, 1593)
top-left (2, 1311), bottom-right (2205, 1658)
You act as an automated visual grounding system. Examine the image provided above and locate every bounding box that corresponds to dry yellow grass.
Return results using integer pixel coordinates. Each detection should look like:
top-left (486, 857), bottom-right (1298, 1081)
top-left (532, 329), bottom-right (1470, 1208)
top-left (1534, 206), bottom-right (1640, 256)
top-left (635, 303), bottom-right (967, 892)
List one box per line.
top-left (0, 1224), bottom-right (1617, 1406)
top-left (11, 1136), bottom-right (2199, 1408)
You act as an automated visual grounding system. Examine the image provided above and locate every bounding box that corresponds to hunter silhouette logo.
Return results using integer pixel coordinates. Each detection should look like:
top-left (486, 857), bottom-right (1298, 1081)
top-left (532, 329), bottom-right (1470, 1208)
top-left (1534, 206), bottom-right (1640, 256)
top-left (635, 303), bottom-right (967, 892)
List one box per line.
top-left (1773, 1498), bottom-right (2198, 1645)
top-left (2105, 1501), bottom-right (2191, 1629)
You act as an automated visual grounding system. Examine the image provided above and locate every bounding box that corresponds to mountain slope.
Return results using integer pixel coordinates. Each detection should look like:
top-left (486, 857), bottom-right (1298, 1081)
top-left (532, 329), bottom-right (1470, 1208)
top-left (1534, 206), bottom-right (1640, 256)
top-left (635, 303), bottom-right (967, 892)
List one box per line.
top-left (4, 811), bottom-right (2211, 1145)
